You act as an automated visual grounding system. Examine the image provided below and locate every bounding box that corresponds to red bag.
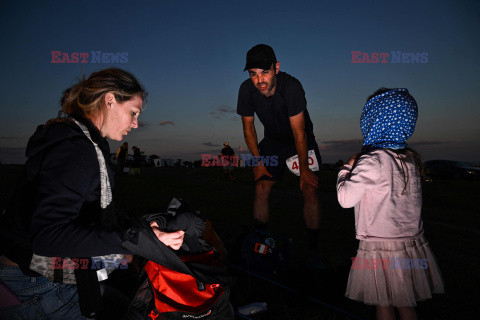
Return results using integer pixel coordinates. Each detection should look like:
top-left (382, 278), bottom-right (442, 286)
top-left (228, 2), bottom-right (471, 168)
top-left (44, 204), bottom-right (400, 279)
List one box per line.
top-left (145, 250), bottom-right (224, 314)
top-left (144, 249), bottom-right (233, 320)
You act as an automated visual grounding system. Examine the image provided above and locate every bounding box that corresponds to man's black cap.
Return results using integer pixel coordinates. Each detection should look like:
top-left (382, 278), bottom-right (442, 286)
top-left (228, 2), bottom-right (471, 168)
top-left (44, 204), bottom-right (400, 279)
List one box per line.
top-left (244, 44), bottom-right (277, 71)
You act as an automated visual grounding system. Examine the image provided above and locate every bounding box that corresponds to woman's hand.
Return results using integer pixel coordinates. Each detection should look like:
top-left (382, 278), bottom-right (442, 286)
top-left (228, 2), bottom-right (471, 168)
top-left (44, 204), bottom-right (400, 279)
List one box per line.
top-left (124, 254), bottom-right (134, 263)
top-left (150, 222), bottom-right (185, 250)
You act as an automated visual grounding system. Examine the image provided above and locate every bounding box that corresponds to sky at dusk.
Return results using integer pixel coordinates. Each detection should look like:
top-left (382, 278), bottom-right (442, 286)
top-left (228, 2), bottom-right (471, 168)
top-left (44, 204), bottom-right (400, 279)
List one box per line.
top-left (1, 0), bottom-right (479, 164)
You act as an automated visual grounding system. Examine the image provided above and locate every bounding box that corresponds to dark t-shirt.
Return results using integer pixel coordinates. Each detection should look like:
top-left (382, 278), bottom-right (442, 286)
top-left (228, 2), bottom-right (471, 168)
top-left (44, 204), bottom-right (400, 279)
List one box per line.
top-left (221, 146), bottom-right (235, 157)
top-left (237, 71), bottom-right (315, 145)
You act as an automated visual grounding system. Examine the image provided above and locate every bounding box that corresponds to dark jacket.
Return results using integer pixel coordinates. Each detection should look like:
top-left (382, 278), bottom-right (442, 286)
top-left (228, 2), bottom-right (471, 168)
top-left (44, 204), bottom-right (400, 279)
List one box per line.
top-left (0, 116), bottom-right (230, 284)
top-left (0, 116), bottom-right (129, 275)
top-left (0, 116), bottom-right (232, 317)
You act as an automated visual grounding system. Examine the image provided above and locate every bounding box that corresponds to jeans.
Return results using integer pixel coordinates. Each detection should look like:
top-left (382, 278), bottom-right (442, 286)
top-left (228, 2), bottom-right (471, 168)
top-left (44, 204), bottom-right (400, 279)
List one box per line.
top-left (0, 265), bottom-right (87, 320)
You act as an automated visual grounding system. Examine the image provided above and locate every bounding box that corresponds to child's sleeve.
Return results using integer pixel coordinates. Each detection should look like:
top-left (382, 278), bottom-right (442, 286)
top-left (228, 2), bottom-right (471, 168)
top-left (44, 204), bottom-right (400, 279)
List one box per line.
top-left (336, 154), bottom-right (381, 208)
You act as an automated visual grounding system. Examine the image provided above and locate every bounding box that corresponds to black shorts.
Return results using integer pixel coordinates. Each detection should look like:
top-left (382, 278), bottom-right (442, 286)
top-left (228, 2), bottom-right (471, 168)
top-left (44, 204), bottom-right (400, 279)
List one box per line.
top-left (257, 137), bottom-right (322, 181)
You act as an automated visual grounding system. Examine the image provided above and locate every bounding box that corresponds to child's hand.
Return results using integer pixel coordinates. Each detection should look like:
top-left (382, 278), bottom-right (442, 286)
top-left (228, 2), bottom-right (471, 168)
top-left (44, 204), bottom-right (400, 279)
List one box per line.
top-left (347, 153), bottom-right (360, 166)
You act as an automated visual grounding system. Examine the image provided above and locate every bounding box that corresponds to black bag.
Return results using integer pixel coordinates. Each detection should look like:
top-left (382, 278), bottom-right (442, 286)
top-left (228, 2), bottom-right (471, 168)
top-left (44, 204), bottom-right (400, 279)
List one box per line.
top-left (121, 198), bottom-right (234, 320)
top-left (240, 229), bottom-right (293, 277)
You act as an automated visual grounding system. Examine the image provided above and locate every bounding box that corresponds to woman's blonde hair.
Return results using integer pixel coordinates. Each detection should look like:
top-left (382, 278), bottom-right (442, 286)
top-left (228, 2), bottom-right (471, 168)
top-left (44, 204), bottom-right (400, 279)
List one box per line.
top-left (60, 68), bottom-right (147, 117)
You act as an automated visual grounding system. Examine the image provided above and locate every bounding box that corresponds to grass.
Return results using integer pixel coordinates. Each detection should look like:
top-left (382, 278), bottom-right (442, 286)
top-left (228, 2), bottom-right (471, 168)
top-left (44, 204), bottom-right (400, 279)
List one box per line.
top-left (0, 164), bottom-right (478, 319)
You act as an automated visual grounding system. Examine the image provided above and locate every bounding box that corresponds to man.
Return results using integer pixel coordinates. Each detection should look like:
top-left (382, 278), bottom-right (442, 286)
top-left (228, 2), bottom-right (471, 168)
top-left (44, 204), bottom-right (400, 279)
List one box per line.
top-left (220, 141), bottom-right (236, 182)
top-left (237, 44), bottom-right (323, 260)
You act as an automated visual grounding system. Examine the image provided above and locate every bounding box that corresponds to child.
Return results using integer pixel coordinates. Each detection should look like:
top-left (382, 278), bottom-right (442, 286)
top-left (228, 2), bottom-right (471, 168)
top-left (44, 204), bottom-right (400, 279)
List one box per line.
top-left (336, 88), bottom-right (444, 320)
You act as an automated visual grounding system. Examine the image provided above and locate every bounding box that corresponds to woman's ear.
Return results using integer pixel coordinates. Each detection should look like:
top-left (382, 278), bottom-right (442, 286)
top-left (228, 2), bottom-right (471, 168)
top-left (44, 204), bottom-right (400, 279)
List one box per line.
top-left (104, 92), bottom-right (115, 107)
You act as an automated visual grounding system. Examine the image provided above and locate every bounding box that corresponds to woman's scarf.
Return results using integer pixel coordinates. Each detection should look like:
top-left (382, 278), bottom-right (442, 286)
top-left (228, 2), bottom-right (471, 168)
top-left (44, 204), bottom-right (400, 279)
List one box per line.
top-left (360, 88), bottom-right (418, 151)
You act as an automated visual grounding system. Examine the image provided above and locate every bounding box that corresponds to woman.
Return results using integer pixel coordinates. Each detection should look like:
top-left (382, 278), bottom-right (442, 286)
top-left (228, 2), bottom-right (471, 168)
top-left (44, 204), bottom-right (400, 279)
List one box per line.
top-left (0, 68), bottom-right (184, 319)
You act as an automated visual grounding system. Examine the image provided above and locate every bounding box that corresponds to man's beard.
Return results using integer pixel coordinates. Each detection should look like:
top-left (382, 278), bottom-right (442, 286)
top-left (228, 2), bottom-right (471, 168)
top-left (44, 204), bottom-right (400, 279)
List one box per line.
top-left (258, 74), bottom-right (277, 96)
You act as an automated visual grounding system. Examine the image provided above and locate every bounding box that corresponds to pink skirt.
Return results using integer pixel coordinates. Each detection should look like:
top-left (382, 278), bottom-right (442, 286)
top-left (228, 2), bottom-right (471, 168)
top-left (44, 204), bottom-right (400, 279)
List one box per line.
top-left (345, 235), bottom-right (445, 307)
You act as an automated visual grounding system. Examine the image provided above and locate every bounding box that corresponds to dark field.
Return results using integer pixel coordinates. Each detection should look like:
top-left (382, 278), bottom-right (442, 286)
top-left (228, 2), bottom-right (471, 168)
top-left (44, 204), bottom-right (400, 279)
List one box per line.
top-left (1, 164), bottom-right (478, 320)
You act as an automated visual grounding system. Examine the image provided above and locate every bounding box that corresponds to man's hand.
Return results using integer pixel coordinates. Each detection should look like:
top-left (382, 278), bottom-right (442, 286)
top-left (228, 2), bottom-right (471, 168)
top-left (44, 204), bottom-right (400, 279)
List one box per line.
top-left (149, 222), bottom-right (185, 250)
top-left (254, 164), bottom-right (273, 181)
top-left (289, 111), bottom-right (316, 190)
top-left (300, 167), bottom-right (318, 190)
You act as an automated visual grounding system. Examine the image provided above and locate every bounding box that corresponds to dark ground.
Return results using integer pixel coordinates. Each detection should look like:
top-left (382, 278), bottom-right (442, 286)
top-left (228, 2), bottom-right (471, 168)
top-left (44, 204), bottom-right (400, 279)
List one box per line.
top-left (0, 164), bottom-right (478, 320)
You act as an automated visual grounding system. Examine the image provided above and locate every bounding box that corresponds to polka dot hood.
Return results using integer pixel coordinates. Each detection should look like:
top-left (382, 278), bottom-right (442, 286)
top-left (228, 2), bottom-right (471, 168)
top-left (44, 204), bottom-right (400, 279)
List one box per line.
top-left (360, 88), bottom-right (417, 151)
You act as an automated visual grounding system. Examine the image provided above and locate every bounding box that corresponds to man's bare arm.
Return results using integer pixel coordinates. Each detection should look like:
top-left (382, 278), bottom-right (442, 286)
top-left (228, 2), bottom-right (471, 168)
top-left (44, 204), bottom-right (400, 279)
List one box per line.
top-left (289, 111), bottom-right (309, 171)
top-left (242, 116), bottom-right (272, 180)
top-left (290, 111), bottom-right (318, 188)
top-left (241, 116), bottom-right (261, 157)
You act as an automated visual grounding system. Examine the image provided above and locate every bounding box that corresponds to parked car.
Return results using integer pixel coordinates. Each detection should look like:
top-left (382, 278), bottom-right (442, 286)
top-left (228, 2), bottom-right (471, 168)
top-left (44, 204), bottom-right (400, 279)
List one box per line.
top-left (424, 160), bottom-right (480, 180)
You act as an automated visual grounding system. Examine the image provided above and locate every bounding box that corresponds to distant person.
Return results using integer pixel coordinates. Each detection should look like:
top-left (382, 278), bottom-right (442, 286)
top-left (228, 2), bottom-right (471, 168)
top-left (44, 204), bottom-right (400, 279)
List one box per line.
top-left (132, 145), bottom-right (142, 167)
top-left (237, 44), bottom-right (323, 265)
top-left (220, 141), bottom-right (236, 182)
top-left (0, 68), bottom-right (185, 319)
top-left (175, 159), bottom-right (182, 168)
top-left (337, 88), bottom-right (445, 320)
top-left (116, 142), bottom-right (128, 174)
